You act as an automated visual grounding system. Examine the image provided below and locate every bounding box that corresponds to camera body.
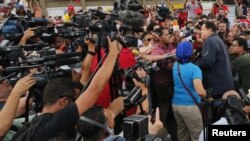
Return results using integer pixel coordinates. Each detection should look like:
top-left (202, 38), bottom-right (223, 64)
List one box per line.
top-left (156, 3), bottom-right (171, 22)
top-left (212, 95), bottom-right (249, 125)
top-left (123, 87), bottom-right (146, 109)
top-left (123, 114), bottom-right (148, 141)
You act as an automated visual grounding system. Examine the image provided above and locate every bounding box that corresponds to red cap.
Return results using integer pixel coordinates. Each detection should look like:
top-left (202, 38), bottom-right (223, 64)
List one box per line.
top-left (67, 5), bottom-right (75, 12)
top-left (195, 8), bottom-right (202, 15)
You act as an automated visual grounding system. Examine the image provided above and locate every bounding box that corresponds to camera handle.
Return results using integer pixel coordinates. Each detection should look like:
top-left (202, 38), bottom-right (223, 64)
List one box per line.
top-left (23, 92), bottom-right (32, 126)
top-left (138, 95), bottom-right (147, 115)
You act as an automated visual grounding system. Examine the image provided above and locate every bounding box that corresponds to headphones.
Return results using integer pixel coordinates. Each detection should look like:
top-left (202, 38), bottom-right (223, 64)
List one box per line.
top-left (79, 116), bottom-right (114, 137)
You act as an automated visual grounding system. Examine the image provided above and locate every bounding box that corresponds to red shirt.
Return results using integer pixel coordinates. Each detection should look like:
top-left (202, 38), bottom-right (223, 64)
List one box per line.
top-left (239, 19), bottom-right (250, 25)
top-left (91, 48), bottom-right (136, 108)
top-left (212, 4), bottom-right (229, 15)
top-left (178, 12), bottom-right (188, 28)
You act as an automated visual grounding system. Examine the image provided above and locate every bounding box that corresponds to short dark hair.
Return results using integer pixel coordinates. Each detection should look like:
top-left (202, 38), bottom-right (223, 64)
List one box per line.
top-left (140, 31), bottom-right (151, 40)
top-left (146, 22), bottom-right (158, 32)
top-left (77, 106), bottom-right (107, 141)
top-left (43, 78), bottom-right (76, 106)
top-left (154, 27), bottom-right (167, 37)
top-left (203, 21), bottom-right (217, 33)
top-left (200, 15), bottom-right (208, 20)
top-left (235, 38), bottom-right (248, 51)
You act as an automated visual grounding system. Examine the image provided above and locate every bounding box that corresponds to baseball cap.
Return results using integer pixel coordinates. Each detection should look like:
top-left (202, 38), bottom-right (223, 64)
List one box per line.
top-left (176, 41), bottom-right (193, 63)
top-left (67, 5), bottom-right (75, 12)
top-left (195, 8), bottom-right (202, 15)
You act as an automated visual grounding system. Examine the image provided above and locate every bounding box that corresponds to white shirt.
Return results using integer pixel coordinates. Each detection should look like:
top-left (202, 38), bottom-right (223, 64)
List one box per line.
top-left (185, 1), bottom-right (199, 19)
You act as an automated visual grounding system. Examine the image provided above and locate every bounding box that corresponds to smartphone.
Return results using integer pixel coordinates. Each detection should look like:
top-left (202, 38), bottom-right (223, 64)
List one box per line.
top-left (150, 109), bottom-right (156, 124)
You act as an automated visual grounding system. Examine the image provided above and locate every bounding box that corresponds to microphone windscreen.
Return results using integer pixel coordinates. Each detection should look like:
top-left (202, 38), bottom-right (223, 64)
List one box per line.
top-left (154, 128), bottom-right (168, 141)
top-left (132, 49), bottom-right (139, 56)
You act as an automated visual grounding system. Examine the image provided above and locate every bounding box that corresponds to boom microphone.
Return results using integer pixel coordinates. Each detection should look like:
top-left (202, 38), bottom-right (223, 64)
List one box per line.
top-left (45, 58), bottom-right (79, 66)
top-left (5, 65), bottom-right (42, 72)
top-left (118, 10), bottom-right (145, 28)
top-left (19, 52), bottom-right (82, 64)
top-left (0, 43), bottom-right (49, 49)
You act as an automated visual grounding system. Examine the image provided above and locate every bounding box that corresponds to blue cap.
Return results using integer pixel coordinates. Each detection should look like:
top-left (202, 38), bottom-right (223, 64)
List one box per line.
top-left (16, 5), bottom-right (24, 9)
top-left (176, 41), bottom-right (193, 63)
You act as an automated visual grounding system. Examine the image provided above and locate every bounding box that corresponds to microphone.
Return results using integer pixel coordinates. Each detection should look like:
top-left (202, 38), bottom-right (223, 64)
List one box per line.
top-left (20, 52), bottom-right (82, 64)
top-left (132, 49), bottom-right (139, 56)
top-left (118, 10), bottom-right (145, 28)
top-left (1, 43), bottom-right (49, 49)
top-left (154, 128), bottom-right (169, 141)
top-left (56, 52), bottom-right (82, 59)
top-left (161, 53), bottom-right (176, 60)
top-left (0, 43), bottom-right (49, 52)
top-left (45, 58), bottom-right (79, 66)
top-left (4, 65), bottom-right (42, 72)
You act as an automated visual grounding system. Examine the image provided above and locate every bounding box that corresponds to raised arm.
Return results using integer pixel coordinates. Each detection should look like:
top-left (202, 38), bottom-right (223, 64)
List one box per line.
top-left (0, 75), bottom-right (36, 138)
top-left (166, 0), bottom-right (174, 9)
top-left (80, 38), bottom-right (96, 85)
top-left (75, 38), bottom-right (121, 115)
top-left (183, 0), bottom-right (188, 9)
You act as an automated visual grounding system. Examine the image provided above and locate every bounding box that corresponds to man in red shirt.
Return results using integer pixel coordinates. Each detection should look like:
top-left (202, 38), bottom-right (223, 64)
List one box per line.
top-left (211, 0), bottom-right (229, 16)
top-left (90, 48), bottom-right (136, 108)
top-left (178, 9), bottom-right (188, 28)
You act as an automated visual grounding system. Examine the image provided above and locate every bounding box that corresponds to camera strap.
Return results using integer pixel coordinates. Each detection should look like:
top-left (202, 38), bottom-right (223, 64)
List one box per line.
top-left (177, 63), bottom-right (200, 107)
top-left (79, 116), bottom-right (114, 135)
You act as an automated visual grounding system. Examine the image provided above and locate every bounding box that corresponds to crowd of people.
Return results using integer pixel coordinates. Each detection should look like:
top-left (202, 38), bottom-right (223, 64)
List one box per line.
top-left (0, 0), bottom-right (250, 141)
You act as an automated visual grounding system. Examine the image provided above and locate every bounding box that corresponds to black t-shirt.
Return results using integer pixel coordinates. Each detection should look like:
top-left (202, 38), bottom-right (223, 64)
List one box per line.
top-left (12, 103), bottom-right (79, 141)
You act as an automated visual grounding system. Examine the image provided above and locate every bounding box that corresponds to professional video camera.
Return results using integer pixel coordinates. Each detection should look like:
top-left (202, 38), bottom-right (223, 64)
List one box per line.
top-left (2, 50), bottom-right (82, 113)
top-left (156, 0), bottom-right (171, 22)
top-left (123, 114), bottom-right (148, 141)
top-left (0, 43), bottom-right (49, 67)
top-left (123, 87), bottom-right (146, 110)
top-left (124, 60), bottom-right (152, 84)
top-left (213, 95), bottom-right (250, 125)
top-left (0, 15), bottom-right (51, 42)
top-left (78, 10), bottom-right (144, 49)
top-left (127, 0), bottom-right (143, 12)
top-left (113, 0), bottom-right (143, 12)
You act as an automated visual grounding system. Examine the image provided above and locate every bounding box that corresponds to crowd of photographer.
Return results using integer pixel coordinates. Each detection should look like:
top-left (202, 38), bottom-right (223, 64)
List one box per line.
top-left (0, 0), bottom-right (250, 141)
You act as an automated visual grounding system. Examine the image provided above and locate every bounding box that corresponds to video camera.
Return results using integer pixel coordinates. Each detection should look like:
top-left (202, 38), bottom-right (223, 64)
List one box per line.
top-left (127, 0), bottom-right (143, 12)
top-left (0, 43), bottom-right (49, 67)
top-left (113, 0), bottom-right (143, 12)
top-left (156, 1), bottom-right (171, 22)
top-left (123, 114), bottom-right (148, 141)
top-left (2, 51), bottom-right (82, 112)
top-left (213, 95), bottom-right (250, 125)
top-left (123, 87), bottom-right (147, 111)
top-left (59, 9), bottom-right (144, 50)
top-left (124, 60), bottom-right (152, 84)
top-left (0, 15), bottom-right (51, 42)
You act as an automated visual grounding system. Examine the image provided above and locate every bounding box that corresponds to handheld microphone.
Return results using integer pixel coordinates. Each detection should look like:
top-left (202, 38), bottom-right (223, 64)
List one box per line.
top-left (154, 128), bottom-right (169, 141)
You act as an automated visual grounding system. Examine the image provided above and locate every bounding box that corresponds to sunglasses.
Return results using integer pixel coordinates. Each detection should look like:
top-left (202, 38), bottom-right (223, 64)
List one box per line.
top-left (145, 38), bottom-right (152, 42)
